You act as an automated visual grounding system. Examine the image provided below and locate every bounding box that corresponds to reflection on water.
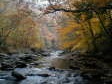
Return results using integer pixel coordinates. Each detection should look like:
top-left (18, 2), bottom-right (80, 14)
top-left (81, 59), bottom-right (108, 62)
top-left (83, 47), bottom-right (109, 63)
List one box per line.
top-left (50, 50), bottom-right (70, 69)
top-left (38, 50), bottom-right (70, 69)
top-left (51, 58), bottom-right (70, 69)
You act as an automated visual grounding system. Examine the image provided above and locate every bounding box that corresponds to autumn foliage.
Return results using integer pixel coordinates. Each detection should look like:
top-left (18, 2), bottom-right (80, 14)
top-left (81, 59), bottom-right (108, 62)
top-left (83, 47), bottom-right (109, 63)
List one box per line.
top-left (0, 0), bottom-right (112, 53)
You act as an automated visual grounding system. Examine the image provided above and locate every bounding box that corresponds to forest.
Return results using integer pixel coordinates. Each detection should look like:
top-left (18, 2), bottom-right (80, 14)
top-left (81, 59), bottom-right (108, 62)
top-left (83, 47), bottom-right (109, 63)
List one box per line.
top-left (0, 0), bottom-right (112, 84)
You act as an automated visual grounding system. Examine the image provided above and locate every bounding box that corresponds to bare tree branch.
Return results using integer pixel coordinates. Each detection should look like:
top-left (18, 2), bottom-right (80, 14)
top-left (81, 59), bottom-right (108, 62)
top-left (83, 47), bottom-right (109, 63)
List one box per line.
top-left (46, 0), bottom-right (112, 14)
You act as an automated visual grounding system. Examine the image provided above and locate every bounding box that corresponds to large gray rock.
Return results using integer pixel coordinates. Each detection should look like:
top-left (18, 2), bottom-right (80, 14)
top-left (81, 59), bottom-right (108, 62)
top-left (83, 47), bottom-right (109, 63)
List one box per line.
top-left (12, 71), bottom-right (26, 80)
top-left (11, 68), bottom-right (29, 80)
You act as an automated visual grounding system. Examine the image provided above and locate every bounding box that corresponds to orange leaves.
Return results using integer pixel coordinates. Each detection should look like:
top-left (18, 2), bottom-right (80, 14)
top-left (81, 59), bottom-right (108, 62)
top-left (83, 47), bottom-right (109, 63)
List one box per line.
top-left (58, 21), bottom-right (79, 34)
top-left (20, 17), bottom-right (36, 27)
top-left (57, 20), bottom-right (81, 49)
top-left (3, 11), bottom-right (43, 49)
top-left (59, 40), bottom-right (76, 49)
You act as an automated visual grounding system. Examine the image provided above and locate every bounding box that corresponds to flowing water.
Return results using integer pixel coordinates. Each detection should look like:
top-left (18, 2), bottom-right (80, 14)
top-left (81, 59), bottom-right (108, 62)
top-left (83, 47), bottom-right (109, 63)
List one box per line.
top-left (37, 50), bottom-right (70, 69)
top-left (0, 50), bottom-right (98, 84)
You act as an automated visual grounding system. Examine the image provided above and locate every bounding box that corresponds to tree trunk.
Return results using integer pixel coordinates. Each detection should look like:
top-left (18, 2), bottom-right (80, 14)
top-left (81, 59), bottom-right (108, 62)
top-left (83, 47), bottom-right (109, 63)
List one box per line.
top-left (95, 11), bottom-right (112, 38)
top-left (87, 20), bottom-right (98, 52)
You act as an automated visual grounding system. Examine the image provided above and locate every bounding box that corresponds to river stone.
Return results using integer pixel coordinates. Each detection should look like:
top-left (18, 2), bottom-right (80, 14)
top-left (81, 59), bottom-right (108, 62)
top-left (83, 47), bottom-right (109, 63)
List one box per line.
top-left (0, 62), bottom-right (14, 70)
top-left (11, 68), bottom-right (30, 80)
top-left (0, 53), bottom-right (9, 57)
top-left (15, 61), bottom-right (27, 68)
top-left (12, 70), bottom-right (26, 80)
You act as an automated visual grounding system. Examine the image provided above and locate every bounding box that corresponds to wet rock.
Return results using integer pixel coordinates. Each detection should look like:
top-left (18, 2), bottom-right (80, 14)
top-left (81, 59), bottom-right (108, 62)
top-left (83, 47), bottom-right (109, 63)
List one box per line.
top-left (81, 74), bottom-right (92, 80)
top-left (0, 53), bottom-right (8, 57)
top-left (72, 73), bottom-right (80, 77)
top-left (41, 53), bottom-right (49, 56)
top-left (0, 67), bottom-right (91, 84)
top-left (48, 67), bottom-right (55, 71)
top-left (0, 53), bottom-right (9, 59)
top-left (15, 61), bottom-right (27, 68)
top-left (37, 73), bottom-right (51, 77)
top-left (62, 78), bottom-right (70, 83)
top-left (0, 62), bottom-right (14, 70)
top-left (69, 66), bottom-right (80, 70)
top-left (81, 70), bottom-right (104, 82)
top-left (12, 70), bottom-right (26, 80)
top-left (19, 55), bottom-right (36, 62)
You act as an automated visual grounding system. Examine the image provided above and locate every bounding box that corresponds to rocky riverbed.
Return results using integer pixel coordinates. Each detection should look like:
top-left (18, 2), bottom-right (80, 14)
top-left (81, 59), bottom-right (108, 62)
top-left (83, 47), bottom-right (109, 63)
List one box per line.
top-left (0, 68), bottom-right (89, 84)
top-left (0, 50), bottom-right (112, 84)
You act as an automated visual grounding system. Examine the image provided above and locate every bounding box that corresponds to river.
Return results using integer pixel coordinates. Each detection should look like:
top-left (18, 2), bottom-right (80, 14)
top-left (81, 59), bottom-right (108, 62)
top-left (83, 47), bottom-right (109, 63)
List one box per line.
top-left (0, 50), bottom-right (106, 84)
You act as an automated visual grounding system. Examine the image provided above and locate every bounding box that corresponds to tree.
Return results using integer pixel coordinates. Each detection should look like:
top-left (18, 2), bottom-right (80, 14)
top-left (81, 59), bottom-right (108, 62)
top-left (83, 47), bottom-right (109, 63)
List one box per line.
top-left (44, 0), bottom-right (112, 53)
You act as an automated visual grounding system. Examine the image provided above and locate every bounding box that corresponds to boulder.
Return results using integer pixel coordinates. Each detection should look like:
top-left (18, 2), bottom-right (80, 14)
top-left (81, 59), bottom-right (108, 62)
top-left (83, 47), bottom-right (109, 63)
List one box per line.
top-left (15, 61), bottom-right (27, 68)
top-left (12, 71), bottom-right (26, 80)
top-left (0, 62), bottom-right (14, 70)
top-left (19, 54), bottom-right (37, 61)
top-left (12, 70), bottom-right (26, 80)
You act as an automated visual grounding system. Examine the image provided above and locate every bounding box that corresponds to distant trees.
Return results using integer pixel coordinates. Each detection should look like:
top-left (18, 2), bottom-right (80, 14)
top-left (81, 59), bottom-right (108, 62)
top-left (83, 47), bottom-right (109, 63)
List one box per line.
top-left (0, 0), bottom-right (43, 52)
